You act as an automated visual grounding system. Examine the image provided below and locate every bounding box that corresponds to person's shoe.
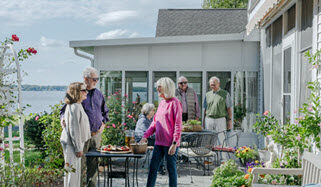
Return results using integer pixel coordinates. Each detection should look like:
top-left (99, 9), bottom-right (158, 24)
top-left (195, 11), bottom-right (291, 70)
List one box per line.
top-left (159, 167), bottom-right (166, 175)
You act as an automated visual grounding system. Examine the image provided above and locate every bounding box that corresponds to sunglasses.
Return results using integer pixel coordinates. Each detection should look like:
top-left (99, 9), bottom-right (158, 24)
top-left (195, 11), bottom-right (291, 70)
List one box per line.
top-left (179, 82), bottom-right (187, 85)
top-left (90, 77), bottom-right (99, 82)
top-left (80, 89), bottom-right (88, 93)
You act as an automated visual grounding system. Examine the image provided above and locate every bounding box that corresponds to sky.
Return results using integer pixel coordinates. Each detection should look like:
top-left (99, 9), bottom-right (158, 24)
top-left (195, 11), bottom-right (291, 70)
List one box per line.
top-left (1, 0), bottom-right (202, 86)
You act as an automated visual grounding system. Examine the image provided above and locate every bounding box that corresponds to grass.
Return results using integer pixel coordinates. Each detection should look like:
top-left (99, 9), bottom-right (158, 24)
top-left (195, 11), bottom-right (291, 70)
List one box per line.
top-left (4, 149), bottom-right (43, 167)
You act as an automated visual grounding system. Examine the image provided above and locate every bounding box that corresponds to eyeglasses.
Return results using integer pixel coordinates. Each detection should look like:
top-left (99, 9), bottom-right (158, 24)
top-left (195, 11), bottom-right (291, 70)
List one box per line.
top-left (179, 82), bottom-right (187, 85)
top-left (90, 77), bottom-right (99, 82)
top-left (80, 89), bottom-right (88, 93)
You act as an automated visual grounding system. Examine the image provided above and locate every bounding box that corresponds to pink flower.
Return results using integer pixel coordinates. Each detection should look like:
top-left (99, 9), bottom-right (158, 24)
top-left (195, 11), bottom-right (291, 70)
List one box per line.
top-left (127, 115), bottom-right (133, 119)
top-left (272, 180), bottom-right (277, 185)
top-left (294, 109), bottom-right (298, 114)
top-left (106, 126), bottom-right (110, 128)
top-left (121, 105), bottom-right (124, 107)
top-left (112, 124), bottom-right (116, 128)
top-left (35, 116), bottom-right (39, 121)
top-left (308, 107), bottom-right (313, 112)
top-left (263, 110), bottom-right (269, 116)
top-left (284, 161), bottom-right (288, 165)
top-left (124, 94), bottom-right (128, 98)
top-left (123, 123), bottom-right (127, 126)
top-left (313, 64), bottom-right (319, 69)
top-left (294, 120), bottom-right (299, 124)
top-left (132, 101), bottom-right (136, 104)
top-left (296, 135), bottom-right (301, 141)
top-left (4, 144), bottom-right (9, 148)
top-left (0, 147), bottom-right (3, 151)
top-left (11, 34), bottom-right (19, 42)
top-left (108, 96), bottom-right (111, 99)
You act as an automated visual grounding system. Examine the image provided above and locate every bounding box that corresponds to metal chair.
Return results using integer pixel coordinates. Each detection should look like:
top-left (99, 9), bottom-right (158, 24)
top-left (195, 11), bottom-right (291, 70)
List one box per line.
top-left (178, 132), bottom-right (218, 183)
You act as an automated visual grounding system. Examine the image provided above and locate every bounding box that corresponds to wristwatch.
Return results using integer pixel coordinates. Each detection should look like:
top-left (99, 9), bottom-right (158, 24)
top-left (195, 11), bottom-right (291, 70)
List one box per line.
top-left (172, 141), bottom-right (177, 145)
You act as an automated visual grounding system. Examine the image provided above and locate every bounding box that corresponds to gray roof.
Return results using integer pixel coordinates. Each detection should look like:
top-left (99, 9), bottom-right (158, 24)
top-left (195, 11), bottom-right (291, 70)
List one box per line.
top-left (156, 9), bottom-right (248, 37)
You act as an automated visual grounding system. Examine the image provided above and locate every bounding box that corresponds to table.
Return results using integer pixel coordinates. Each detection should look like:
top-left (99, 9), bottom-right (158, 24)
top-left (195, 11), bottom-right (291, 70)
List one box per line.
top-left (85, 151), bottom-right (145, 187)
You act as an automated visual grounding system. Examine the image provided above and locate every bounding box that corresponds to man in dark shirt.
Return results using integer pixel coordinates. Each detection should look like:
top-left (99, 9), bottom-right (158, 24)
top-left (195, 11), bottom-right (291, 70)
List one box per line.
top-left (60, 67), bottom-right (109, 187)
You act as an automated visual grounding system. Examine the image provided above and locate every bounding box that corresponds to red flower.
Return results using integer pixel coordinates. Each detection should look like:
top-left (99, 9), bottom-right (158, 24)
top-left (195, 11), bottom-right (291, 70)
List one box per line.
top-left (11, 34), bottom-right (19, 42)
top-left (263, 110), bottom-right (269, 116)
top-left (27, 48), bottom-right (37, 54)
top-left (0, 147), bottom-right (3, 151)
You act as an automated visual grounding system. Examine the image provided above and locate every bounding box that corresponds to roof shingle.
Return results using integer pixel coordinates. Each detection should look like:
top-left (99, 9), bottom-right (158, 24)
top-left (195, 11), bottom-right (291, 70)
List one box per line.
top-left (156, 9), bottom-right (248, 37)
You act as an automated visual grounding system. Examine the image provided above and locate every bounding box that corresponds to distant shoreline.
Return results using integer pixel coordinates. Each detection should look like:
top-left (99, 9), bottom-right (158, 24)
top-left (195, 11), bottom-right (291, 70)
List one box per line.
top-left (22, 85), bottom-right (67, 91)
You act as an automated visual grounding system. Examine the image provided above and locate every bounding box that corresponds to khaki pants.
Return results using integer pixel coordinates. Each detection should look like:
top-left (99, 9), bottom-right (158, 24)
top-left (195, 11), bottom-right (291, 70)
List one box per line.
top-left (205, 117), bottom-right (226, 145)
top-left (81, 132), bottom-right (102, 187)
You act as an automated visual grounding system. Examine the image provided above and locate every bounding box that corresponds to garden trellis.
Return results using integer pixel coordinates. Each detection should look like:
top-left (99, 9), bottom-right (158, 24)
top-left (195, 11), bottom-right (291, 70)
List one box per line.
top-left (0, 42), bottom-right (25, 167)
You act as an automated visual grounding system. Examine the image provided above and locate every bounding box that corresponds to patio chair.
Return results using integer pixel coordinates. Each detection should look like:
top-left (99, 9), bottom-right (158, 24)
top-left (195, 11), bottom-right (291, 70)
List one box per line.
top-left (178, 132), bottom-right (218, 183)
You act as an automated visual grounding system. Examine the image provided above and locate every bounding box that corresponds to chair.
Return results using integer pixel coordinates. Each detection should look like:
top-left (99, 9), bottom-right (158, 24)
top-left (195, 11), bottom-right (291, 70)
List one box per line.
top-left (178, 132), bottom-right (218, 183)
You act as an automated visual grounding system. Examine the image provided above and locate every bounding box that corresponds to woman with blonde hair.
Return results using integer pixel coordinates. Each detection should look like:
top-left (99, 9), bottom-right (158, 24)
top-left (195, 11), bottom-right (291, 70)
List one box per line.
top-left (60, 82), bottom-right (91, 187)
top-left (140, 77), bottom-right (182, 187)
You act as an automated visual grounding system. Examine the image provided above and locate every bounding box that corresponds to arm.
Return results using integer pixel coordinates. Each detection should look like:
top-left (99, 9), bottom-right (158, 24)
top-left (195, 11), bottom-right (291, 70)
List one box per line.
top-left (226, 93), bottom-right (233, 130)
top-left (194, 91), bottom-right (201, 119)
top-left (68, 105), bottom-right (84, 153)
top-left (60, 104), bottom-right (67, 128)
top-left (169, 101), bottom-right (182, 155)
top-left (101, 96), bottom-right (109, 123)
top-left (203, 97), bottom-right (207, 128)
top-left (143, 115), bottom-right (156, 139)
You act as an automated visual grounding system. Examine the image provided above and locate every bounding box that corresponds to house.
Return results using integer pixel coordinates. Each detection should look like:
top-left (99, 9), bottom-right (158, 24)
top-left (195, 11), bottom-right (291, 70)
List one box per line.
top-left (70, 9), bottom-right (261, 131)
top-left (246, 0), bottom-right (314, 124)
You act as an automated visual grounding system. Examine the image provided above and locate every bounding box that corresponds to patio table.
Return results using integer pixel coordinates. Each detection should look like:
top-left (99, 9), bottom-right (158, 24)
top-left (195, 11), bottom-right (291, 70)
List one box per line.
top-left (85, 151), bottom-right (145, 187)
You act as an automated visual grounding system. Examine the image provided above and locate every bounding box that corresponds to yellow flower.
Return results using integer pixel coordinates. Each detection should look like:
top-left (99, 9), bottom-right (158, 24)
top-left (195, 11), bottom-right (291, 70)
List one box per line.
top-left (255, 160), bottom-right (259, 164)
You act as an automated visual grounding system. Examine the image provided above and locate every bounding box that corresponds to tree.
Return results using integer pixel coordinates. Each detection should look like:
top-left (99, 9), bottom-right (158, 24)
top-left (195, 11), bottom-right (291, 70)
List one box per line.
top-left (202, 0), bottom-right (248, 9)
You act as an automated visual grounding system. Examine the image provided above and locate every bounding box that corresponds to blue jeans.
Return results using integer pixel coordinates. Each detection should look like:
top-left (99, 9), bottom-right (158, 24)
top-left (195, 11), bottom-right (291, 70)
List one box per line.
top-left (146, 145), bottom-right (178, 187)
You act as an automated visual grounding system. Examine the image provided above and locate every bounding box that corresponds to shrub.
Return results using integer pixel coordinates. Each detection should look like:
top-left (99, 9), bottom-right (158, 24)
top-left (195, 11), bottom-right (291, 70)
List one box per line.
top-left (42, 103), bottom-right (64, 168)
top-left (211, 160), bottom-right (249, 187)
top-left (24, 113), bottom-right (47, 152)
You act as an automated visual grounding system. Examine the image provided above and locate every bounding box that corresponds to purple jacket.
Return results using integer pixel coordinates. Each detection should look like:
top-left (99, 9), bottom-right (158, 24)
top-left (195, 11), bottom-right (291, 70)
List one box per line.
top-left (60, 88), bottom-right (109, 133)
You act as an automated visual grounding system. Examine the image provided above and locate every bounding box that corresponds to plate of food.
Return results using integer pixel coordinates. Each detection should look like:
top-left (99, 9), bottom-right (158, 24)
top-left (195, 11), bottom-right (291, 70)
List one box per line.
top-left (100, 145), bottom-right (131, 154)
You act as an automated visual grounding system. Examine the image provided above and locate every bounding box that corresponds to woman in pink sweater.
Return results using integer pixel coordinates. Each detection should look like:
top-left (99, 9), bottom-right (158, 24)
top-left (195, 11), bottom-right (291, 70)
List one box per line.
top-left (140, 77), bottom-right (182, 187)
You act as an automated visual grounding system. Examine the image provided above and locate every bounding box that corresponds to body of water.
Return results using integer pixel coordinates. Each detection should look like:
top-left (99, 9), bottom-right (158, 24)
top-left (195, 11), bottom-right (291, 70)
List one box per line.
top-left (22, 91), bottom-right (65, 114)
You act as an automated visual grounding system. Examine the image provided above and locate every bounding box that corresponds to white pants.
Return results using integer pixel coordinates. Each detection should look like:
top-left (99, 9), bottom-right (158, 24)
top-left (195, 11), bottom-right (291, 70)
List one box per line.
top-left (205, 117), bottom-right (227, 145)
top-left (62, 143), bottom-right (81, 187)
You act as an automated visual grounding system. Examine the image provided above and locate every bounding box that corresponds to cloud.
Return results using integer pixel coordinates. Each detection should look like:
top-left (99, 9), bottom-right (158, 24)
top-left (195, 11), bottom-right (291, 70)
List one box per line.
top-left (96, 29), bottom-right (139, 40)
top-left (40, 36), bottom-right (66, 47)
top-left (95, 10), bottom-right (138, 26)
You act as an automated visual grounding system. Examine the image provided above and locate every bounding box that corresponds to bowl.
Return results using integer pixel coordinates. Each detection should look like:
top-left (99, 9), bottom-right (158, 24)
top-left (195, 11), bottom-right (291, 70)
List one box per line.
top-left (130, 143), bottom-right (147, 154)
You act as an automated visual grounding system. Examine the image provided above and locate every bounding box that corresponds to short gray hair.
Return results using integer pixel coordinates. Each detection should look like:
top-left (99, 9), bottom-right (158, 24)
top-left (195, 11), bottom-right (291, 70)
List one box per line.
top-left (141, 103), bottom-right (155, 115)
top-left (83, 67), bottom-right (98, 78)
top-left (156, 77), bottom-right (176, 99)
top-left (178, 76), bottom-right (188, 83)
top-left (209, 76), bottom-right (220, 84)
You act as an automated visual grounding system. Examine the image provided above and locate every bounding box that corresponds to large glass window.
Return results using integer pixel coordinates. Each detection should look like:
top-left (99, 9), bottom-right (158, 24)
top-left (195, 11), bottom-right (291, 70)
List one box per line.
top-left (301, 0), bottom-right (313, 49)
top-left (271, 16), bottom-right (283, 120)
top-left (300, 49), bottom-right (312, 108)
top-left (153, 72), bottom-right (176, 106)
top-left (264, 26), bottom-right (272, 111)
top-left (179, 71), bottom-right (202, 108)
top-left (125, 71), bottom-right (148, 105)
top-left (207, 72), bottom-right (231, 93)
top-left (100, 71), bottom-right (122, 97)
top-left (283, 48), bottom-right (291, 123)
top-left (234, 72), bottom-right (258, 131)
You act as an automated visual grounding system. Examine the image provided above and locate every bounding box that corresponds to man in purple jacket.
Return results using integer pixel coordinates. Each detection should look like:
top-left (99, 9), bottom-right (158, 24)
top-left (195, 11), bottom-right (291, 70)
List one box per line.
top-left (60, 67), bottom-right (109, 187)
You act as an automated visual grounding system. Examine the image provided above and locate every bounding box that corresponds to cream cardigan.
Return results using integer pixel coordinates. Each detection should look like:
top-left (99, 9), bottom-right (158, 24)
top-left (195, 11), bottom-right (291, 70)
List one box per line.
top-left (60, 103), bottom-right (91, 152)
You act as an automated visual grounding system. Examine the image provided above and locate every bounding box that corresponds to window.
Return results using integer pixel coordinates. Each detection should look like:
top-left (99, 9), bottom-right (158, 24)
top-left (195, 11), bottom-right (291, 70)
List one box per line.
top-left (125, 71), bottom-right (148, 105)
top-left (264, 26), bottom-right (272, 111)
top-left (301, 0), bottom-right (313, 49)
top-left (283, 47), bottom-right (291, 123)
top-left (153, 72), bottom-right (176, 106)
top-left (299, 49), bottom-right (312, 108)
top-left (100, 71), bottom-right (122, 97)
top-left (286, 5), bottom-right (296, 34)
top-left (234, 72), bottom-right (258, 130)
top-left (271, 16), bottom-right (283, 120)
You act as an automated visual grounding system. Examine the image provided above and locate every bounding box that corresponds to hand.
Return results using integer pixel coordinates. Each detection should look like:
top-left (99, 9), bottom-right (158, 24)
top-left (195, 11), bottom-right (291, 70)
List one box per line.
top-left (76, 151), bottom-right (83, 157)
top-left (98, 123), bottom-right (105, 133)
top-left (139, 138), bottom-right (148, 144)
top-left (168, 144), bottom-right (177, 155)
top-left (60, 118), bottom-right (66, 128)
top-left (227, 120), bottom-right (232, 130)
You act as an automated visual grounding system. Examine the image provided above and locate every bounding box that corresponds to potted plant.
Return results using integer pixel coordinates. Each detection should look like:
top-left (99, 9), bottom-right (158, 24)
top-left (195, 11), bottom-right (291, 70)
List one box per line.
top-left (235, 146), bottom-right (259, 167)
top-left (182, 119), bottom-right (202, 132)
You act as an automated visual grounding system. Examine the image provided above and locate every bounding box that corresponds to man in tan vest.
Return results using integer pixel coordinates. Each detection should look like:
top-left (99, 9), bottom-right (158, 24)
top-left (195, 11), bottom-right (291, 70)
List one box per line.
top-left (175, 76), bottom-right (200, 122)
top-left (204, 76), bottom-right (232, 144)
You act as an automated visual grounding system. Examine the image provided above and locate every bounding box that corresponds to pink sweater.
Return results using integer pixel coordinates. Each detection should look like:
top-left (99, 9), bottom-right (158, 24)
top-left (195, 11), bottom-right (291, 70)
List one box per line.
top-left (143, 97), bottom-right (182, 147)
